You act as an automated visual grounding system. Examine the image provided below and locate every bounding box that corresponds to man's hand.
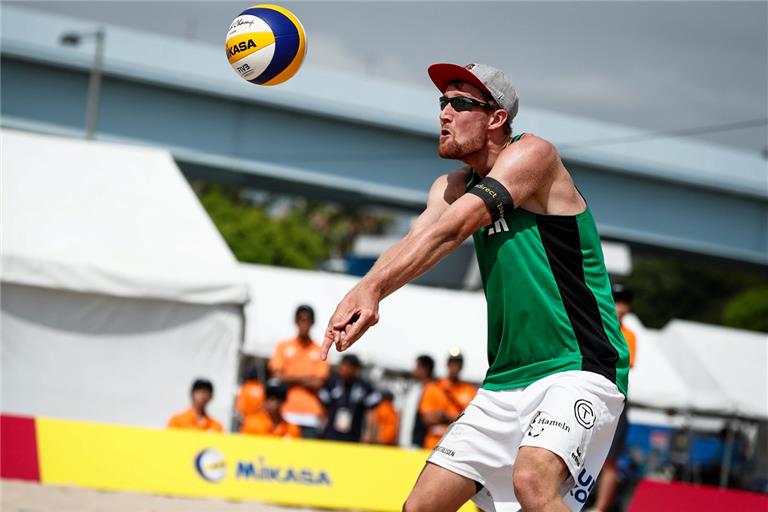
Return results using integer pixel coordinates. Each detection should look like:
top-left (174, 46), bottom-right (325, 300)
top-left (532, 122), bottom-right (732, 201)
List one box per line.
top-left (320, 282), bottom-right (381, 360)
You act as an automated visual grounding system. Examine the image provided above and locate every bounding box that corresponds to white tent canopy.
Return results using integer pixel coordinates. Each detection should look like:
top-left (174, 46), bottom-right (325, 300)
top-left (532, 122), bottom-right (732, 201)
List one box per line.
top-left (622, 315), bottom-right (700, 411)
top-left (622, 316), bottom-right (767, 420)
top-left (241, 263), bottom-right (489, 382)
top-left (1, 129), bottom-right (247, 305)
top-left (660, 320), bottom-right (768, 420)
top-left (1, 130), bottom-right (248, 428)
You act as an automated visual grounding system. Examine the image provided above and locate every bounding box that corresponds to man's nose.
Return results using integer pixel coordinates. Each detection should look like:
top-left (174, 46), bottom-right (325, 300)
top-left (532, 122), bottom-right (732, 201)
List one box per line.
top-left (440, 105), bottom-right (453, 123)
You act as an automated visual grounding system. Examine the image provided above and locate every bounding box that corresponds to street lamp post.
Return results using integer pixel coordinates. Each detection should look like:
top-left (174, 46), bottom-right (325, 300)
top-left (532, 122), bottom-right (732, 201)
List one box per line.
top-left (60, 29), bottom-right (105, 140)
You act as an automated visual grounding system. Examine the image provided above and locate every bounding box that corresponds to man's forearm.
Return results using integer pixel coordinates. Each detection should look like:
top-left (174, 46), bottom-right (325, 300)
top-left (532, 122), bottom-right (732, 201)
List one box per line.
top-left (361, 224), bottom-right (463, 300)
top-left (366, 235), bottom-right (411, 276)
top-left (321, 197), bottom-right (482, 357)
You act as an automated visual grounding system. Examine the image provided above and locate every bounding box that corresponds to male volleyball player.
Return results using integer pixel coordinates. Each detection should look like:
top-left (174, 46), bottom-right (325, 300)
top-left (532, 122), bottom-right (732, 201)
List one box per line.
top-left (320, 63), bottom-right (629, 512)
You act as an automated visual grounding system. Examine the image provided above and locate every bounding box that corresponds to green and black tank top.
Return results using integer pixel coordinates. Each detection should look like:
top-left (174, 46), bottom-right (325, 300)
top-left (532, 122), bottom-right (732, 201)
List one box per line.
top-left (468, 133), bottom-right (629, 396)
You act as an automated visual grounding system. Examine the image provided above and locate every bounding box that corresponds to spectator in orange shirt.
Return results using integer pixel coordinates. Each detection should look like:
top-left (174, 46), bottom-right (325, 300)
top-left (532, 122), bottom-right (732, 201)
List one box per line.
top-left (410, 354), bottom-right (437, 447)
top-left (236, 366), bottom-right (265, 421)
top-left (613, 284), bottom-right (637, 368)
top-left (168, 378), bottom-right (223, 432)
top-left (590, 284), bottom-right (637, 512)
top-left (241, 380), bottom-right (301, 439)
top-left (268, 305), bottom-right (330, 438)
top-left (367, 390), bottom-right (399, 446)
top-left (422, 349), bottom-right (477, 449)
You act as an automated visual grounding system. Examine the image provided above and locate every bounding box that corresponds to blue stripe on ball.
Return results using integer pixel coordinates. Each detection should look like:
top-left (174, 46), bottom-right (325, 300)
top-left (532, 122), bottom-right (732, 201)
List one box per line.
top-left (241, 7), bottom-right (300, 85)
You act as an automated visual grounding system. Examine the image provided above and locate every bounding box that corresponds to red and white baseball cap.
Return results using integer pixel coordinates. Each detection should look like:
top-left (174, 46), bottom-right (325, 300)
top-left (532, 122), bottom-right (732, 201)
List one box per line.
top-left (428, 62), bottom-right (519, 121)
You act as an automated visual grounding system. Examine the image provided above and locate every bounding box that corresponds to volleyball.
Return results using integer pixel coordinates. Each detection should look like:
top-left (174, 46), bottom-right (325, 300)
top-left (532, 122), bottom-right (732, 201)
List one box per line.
top-left (225, 4), bottom-right (307, 86)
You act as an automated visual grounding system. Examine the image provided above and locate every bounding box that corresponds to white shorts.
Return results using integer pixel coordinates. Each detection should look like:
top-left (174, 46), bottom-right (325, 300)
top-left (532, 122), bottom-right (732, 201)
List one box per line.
top-left (427, 371), bottom-right (625, 512)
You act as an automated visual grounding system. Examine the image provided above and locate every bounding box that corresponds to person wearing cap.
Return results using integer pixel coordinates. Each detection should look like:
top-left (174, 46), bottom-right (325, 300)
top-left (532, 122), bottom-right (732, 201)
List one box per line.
top-left (319, 354), bottom-right (381, 442)
top-left (588, 285), bottom-right (637, 512)
top-left (321, 62), bottom-right (629, 511)
top-left (236, 366), bottom-right (266, 421)
top-left (168, 378), bottom-right (223, 432)
top-left (269, 304), bottom-right (330, 439)
top-left (241, 380), bottom-right (301, 439)
top-left (421, 350), bottom-right (477, 450)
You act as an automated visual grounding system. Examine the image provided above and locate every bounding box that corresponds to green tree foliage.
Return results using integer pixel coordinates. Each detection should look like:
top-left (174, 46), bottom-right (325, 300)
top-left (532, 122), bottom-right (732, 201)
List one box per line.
top-left (195, 184), bottom-right (393, 270)
top-left (620, 254), bottom-right (768, 330)
top-left (199, 186), bottom-right (328, 269)
top-left (722, 287), bottom-right (768, 333)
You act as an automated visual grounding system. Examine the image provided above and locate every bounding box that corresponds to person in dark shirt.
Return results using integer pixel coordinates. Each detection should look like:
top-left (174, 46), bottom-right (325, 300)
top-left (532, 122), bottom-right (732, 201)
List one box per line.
top-left (319, 354), bottom-right (381, 442)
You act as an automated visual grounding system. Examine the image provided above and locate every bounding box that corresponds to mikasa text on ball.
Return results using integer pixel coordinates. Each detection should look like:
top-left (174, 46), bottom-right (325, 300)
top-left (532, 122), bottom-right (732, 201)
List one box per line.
top-left (226, 4), bottom-right (307, 86)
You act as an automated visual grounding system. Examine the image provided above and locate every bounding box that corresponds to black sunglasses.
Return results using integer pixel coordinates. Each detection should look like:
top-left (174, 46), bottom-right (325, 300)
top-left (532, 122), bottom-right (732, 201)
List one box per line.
top-left (439, 95), bottom-right (493, 112)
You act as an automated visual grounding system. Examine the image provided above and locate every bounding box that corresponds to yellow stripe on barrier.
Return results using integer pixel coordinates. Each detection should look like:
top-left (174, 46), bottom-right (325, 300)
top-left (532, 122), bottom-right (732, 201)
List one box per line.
top-left (35, 417), bottom-right (474, 511)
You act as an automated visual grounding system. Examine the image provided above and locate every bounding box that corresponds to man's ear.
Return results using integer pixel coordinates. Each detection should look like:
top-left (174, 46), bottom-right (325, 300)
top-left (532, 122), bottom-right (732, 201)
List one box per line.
top-left (488, 109), bottom-right (509, 131)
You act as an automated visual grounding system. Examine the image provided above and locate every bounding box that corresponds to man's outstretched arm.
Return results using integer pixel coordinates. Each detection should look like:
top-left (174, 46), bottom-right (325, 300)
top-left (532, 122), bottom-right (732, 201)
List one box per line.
top-left (320, 136), bottom-right (557, 359)
top-left (320, 191), bottom-right (491, 359)
top-left (358, 171), bottom-right (464, 277)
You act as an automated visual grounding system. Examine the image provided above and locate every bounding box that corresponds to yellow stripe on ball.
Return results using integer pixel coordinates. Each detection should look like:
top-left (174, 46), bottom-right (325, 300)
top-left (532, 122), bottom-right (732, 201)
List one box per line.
top-left (225, 31), bottom-right (276, 65)
top-left (253, 4), bottom-right (307, 86)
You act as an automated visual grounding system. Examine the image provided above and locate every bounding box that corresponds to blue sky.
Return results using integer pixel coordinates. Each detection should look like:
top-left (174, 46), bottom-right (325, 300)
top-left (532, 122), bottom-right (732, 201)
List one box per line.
top-left (14, 1), bottom-right (768, 154)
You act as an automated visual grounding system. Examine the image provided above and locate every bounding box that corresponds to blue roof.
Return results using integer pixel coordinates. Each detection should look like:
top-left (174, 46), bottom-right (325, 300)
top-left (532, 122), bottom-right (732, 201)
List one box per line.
top-left (2, 5), bottom-right (766, 199)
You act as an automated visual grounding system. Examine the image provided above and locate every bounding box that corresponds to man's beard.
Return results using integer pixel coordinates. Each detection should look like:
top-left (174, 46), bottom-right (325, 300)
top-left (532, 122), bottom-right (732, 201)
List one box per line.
top-left (438, 132), bottom-right (485, 159)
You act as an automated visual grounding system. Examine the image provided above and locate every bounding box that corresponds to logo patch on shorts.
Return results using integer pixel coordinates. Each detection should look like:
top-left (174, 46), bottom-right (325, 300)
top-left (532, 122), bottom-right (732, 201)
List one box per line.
top-left (527, 411), bottom-right (571, 438)
top-left (433, 445), bottom-right (455, 457)
top-left (574, 399), bottom-right (595, 429)
top-left (570, 446), bottom-right (583, 467)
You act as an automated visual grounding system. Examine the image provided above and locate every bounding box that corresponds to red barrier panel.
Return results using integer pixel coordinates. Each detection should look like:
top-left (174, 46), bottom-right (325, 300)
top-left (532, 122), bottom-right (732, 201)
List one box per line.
top-left (0, 414), bottom-right (40, 481)
top-left (629, 479), bottom-right (768, 511)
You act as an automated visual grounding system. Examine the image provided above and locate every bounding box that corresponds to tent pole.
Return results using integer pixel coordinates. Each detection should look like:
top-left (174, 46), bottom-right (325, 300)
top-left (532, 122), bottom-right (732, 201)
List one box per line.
top-left (719, 419), bottom-right (736, 488)
top-left (683, 410), bottom-right (693, 482)
top-left (230, 305), bottom-right (248, 433)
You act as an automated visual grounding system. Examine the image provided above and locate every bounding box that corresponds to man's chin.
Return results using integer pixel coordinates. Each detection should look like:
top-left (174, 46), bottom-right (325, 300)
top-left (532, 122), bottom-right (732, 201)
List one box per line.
top-left (438, 142), bottom-right (464, 159)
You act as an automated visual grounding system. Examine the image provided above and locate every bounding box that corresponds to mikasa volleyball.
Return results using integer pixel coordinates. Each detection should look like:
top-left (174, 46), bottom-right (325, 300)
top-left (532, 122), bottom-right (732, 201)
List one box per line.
top-left (226, 4), bottom-right (307, 86)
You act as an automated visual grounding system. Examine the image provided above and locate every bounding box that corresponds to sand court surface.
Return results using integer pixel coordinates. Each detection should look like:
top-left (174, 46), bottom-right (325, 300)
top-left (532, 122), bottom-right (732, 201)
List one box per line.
top-left (1, 480), bottom-right (329, 512)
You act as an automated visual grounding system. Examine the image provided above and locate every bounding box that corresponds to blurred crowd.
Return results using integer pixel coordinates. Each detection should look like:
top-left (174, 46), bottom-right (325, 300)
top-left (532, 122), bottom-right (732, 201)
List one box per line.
top-left (163, 287), bottom-right (764, 508)
top-left (167, 304), bottom-right (479, 448)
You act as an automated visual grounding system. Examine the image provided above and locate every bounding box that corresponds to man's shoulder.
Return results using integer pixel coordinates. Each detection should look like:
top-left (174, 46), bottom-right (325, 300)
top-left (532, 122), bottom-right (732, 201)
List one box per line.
top-left (424, 380), bottom-right (445, 395)
top-left (274, 338), bottom-right (297, 351)
top-left (277, 337), bottom-right (323, 355)
top-left (171, 407), bottom-right (192, 419)
top-left (357, 377), bottom-right (374, 389)
top-left (432, 166), bottom-right (472, 197)
top-left (168, 412), bottom-right (184, 425)
top-left (304, 341), bottom-right (326, 360)
top-left (252, 410), bottom-right (270, 421)
top-left (243, 411), bottom-right (269, 431)
top-left (358, 379), bottom-right (379, 397)
top-left (168, 408), bottom-right (192, 426)
top-left (443, 166), bottom-right (473, 189)
top-left (509, 132), bottom-right (553, 149)
top-left (499, 132), bottom-right (557, 162)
